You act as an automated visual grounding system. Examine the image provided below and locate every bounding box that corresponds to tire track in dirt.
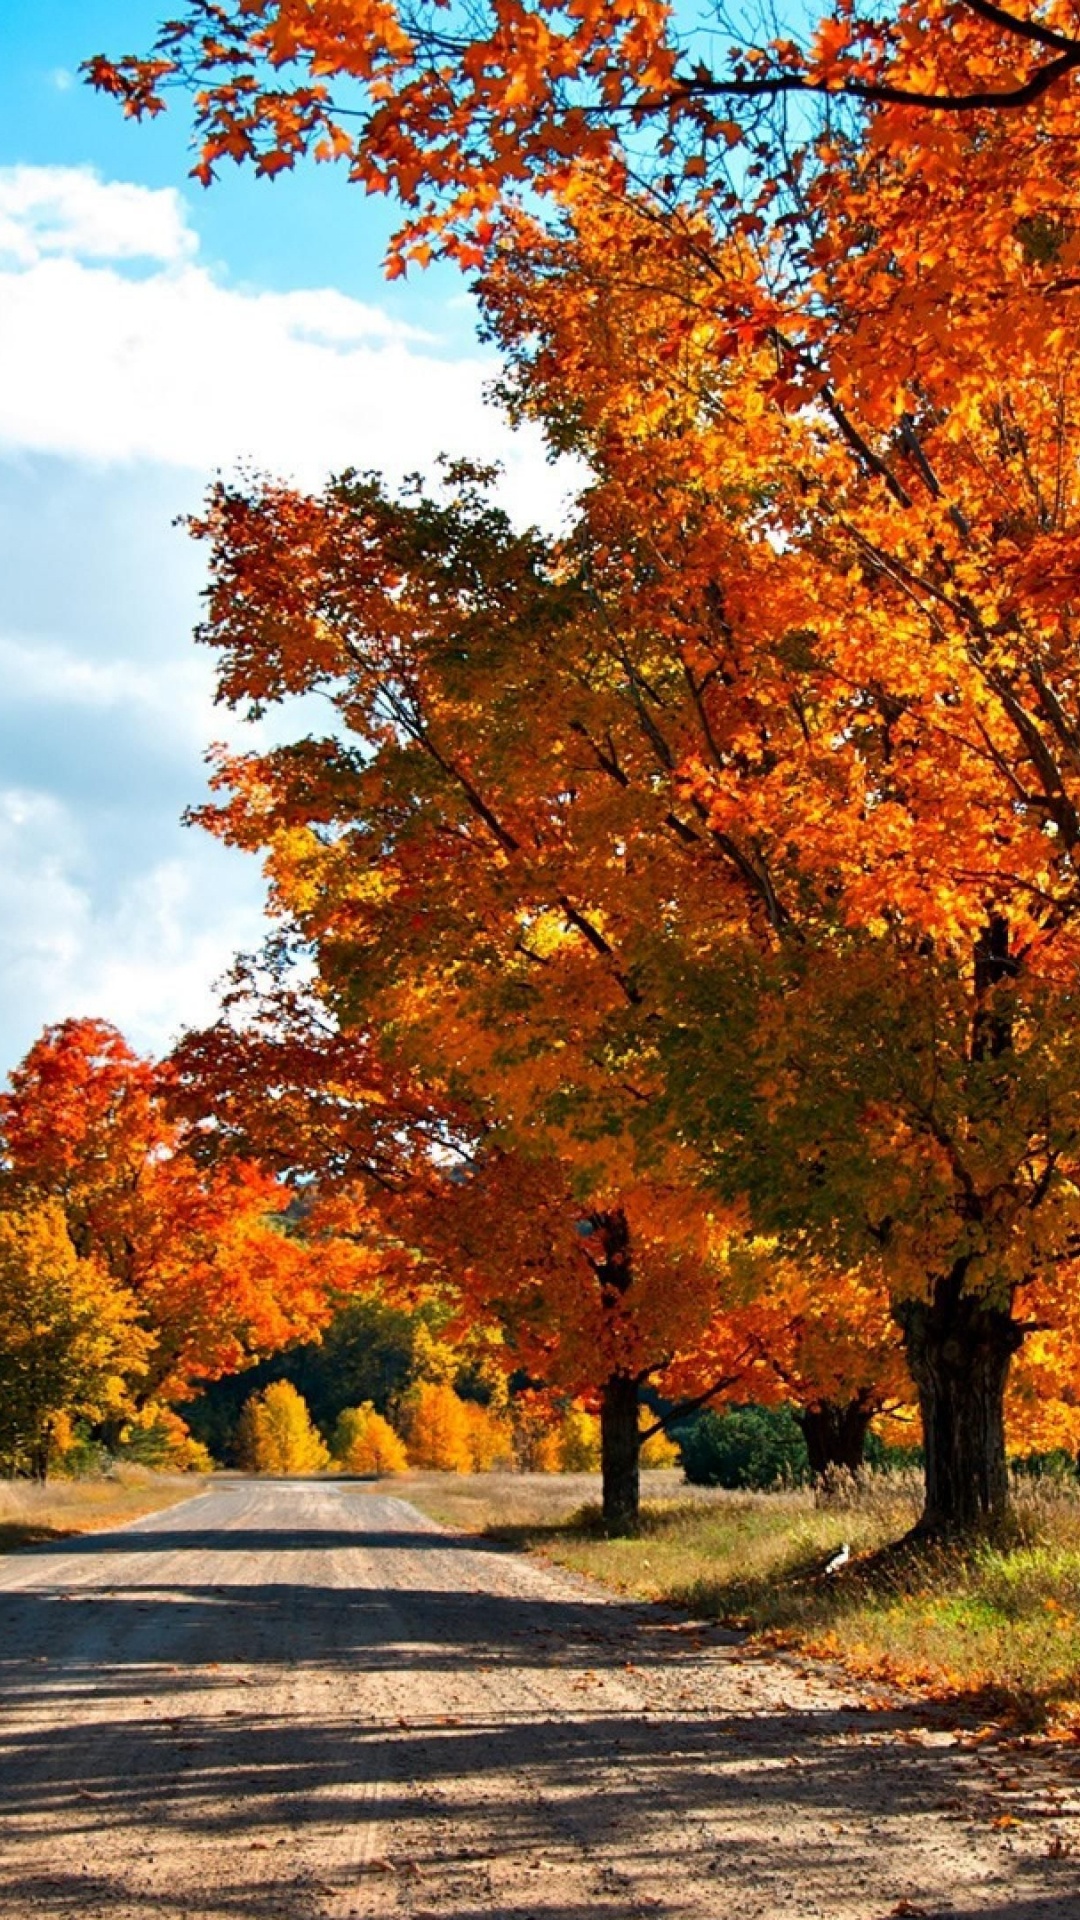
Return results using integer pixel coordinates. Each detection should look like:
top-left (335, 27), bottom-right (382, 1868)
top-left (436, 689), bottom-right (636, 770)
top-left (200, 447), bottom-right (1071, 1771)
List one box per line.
top-left (0, 1479), bottom-right (1075, 1919)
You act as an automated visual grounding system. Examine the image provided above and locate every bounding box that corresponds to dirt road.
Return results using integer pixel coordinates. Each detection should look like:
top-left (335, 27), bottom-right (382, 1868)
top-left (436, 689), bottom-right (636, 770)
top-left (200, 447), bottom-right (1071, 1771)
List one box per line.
top-left (0, 1479), bottom-right (1074, 1918)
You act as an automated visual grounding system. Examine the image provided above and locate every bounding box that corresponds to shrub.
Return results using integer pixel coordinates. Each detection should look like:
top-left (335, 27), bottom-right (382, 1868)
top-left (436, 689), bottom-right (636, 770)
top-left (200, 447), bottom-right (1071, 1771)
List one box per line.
top-left (119, 1405), bottom-right (214, 1472)
top-left (678, 1405), bottom-right (810, 1490)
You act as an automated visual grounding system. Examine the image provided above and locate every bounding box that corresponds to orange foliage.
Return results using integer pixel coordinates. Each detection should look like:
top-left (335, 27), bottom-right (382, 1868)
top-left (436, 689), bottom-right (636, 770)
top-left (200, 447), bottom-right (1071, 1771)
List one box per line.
top-left (88, 0), bottom-right (1080, 1529)
top-left (0, 1019), bottom-right (361, 1401)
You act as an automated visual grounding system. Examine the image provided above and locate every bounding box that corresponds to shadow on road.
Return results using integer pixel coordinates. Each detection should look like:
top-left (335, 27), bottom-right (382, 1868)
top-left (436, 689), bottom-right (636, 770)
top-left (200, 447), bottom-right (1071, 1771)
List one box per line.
top-left (0, 1681), bottom-right (1069, 1920)
top-left (24, 1526), bottom-right (471, 1556)
top-left (0, 1500), bottom-right (1072, 1919)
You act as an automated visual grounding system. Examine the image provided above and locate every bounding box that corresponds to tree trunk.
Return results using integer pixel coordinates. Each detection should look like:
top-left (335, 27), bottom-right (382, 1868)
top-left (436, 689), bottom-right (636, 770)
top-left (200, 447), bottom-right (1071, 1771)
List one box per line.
top-left (896, 1263), bottom-right (1023, 1536)
top-left (600, 1369), bottom-right (640, 1534)
top-left (586, 1206), bottom-right (642, 1532)
top-left (29, 1429), bottom-right (50, 1484)
top-left (799, 1392), bottom-right (875, 1479)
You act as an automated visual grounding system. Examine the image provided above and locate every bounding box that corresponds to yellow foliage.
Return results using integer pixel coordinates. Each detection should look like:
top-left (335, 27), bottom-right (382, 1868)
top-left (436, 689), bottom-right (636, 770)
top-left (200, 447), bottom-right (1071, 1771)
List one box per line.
top-left (639, 1422), bottom-right (680, 1469)
top-left (236, 1380), bottom-right (330, 1474)
top-left (411, 1321), bottom-right (460, 1385)
top-left (400, 1380), bottom-right (473, 1471)
top-left (0, 1199), bottom-right (148, 1476)
top-left (332, 1402), bottom-right (409, 1474)
top-left (461, 1399), bottom-right (513, 1471)
top-left (558, 1405), bottom-right (601, 1471)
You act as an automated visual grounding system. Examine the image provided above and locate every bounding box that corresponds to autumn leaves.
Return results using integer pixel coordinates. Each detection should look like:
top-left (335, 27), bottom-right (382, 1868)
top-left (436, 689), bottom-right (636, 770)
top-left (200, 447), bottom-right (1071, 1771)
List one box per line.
top-left (0, 1020), bottom-right (366, 1478)
top-left (73, 0), bottom-right (1080, 1533)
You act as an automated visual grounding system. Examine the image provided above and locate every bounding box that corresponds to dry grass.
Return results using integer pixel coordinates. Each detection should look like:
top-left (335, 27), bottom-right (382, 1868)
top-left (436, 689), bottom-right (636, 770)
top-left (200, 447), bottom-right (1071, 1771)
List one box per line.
top-left (399, 1467), bottom-right (1080, 1728)
top-left (0, 1469), bottom-right (207, 1552)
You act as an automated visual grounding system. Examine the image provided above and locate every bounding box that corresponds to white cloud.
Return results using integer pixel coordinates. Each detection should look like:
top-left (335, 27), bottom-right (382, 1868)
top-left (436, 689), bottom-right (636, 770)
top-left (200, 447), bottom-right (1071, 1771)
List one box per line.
top-left (0, 164), bottom-right (196, 267)
top-left (0, 163), bottom-right (574, 526)
top-left (0, 630), bottom-right (207, 721)
top-left (0, 785), bottom-right (268, 1070)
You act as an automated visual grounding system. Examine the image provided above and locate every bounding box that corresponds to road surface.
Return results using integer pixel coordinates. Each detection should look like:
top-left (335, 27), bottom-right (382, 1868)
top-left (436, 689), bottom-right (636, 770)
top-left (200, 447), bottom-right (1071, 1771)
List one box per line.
top-left (0, 1479), bottom-right (1074, 1918)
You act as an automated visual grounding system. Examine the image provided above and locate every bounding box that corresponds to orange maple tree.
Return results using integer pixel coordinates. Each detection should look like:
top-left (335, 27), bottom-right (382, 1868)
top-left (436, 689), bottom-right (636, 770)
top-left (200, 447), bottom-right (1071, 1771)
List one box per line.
top-left (87, 0), bottom-right (1080, 1535)
top-left (168, 453), bottom-right (921, 1524)
top-left (0, 1018), bottom-right (359, 1408)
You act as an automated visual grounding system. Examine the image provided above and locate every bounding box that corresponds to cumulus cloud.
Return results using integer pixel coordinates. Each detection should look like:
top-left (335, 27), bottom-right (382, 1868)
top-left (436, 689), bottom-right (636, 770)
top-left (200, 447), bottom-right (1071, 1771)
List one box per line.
top-left (0, 164), bottom-right (197, 268)
top-left (0, 785), bottom-right (268, 1070)
top-left (0, 163), bottom-right (572, 523)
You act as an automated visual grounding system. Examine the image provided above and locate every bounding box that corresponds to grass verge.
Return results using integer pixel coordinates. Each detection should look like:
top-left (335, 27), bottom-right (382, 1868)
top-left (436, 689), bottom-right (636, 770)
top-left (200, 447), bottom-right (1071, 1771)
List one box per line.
top-left (0, 1468), bottom-right (207, 1551)
top-left (398, 1467), bottom-right (1080, 1729)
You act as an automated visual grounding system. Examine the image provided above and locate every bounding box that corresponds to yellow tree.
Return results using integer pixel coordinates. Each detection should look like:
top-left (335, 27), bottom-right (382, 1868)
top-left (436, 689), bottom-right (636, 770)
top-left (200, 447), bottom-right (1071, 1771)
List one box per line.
top-left (0, 1201), bottom-right (148, 1480)
top-left (331, 1402), bottom-right (409, 1473)
top-left (400, 1380), bottom-right (473, 1472)
top-left (236, 1379), bottom-right (330, 1472)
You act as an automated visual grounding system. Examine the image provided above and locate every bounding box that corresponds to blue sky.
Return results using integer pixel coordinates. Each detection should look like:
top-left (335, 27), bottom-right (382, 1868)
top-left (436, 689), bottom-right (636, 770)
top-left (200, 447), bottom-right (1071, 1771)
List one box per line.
top-left (0, 3), bottom-right (564, 1080)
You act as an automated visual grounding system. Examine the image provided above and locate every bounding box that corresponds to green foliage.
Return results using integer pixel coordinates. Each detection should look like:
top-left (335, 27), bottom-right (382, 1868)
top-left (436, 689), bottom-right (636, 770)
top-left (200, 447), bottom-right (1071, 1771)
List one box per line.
top-left (116, 1406), bottom-right (214, 1473)
top-left (678, 1405), bottom-right (810, 1491)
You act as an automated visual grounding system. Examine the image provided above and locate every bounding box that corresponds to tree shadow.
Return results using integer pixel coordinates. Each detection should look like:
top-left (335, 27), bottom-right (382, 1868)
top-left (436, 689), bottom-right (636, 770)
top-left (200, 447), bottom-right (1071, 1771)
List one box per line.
top-left (0, 1494), bottom-right (1075, 1918)
top-left (0, 1674), bottom-right (1072, 1918)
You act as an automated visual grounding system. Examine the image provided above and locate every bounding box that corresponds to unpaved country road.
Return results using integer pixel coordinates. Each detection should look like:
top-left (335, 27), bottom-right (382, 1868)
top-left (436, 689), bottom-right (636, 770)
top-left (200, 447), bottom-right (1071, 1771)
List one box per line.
top-left (0, 1482), bottom-right (1076, 1920)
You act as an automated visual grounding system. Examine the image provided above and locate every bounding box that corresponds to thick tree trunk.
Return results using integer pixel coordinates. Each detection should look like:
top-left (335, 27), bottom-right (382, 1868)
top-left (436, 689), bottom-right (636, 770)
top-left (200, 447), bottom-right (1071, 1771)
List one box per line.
top-left (799, 1393), bottom-right (875, 1479)
top-left (600, 1369), bottom-right (640, 1534)
top-left (896, 1264), bottom-right (1023, 1536)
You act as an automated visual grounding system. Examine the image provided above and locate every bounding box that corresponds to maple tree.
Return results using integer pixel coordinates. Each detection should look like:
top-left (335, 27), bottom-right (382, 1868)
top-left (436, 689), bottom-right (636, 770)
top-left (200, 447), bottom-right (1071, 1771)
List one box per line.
top-left (179, 445), bottom-right (924, 1519)
top-left (184, 305), bottom-right (1080, 1531)
top-left (86, 0), bottom-right (1080, 273)
top-left (0, 1018), bottom-right (356, 1411)
top-left (474, 178), bottom-right (1080, 1534)
top-left (90, 0), bottom-right (1080, 1536)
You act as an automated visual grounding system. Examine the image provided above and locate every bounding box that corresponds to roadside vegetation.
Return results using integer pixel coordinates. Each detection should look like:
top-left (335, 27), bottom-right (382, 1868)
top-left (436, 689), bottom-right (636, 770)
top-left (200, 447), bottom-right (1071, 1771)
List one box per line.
top-left (0, 1467), bottom-right (208, 1553)
top-left (403, 1468), bottom-right (1080, 1731)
